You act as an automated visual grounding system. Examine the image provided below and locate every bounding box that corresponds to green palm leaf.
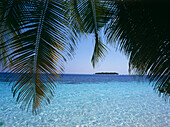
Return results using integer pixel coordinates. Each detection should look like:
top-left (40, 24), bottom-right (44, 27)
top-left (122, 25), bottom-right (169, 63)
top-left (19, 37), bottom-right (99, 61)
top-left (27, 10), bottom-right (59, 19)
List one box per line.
top-left (69, 0), bottom-right (111, 67)
top-left (105, 1), bottom-right (170, 98)
top-left (0, 0), bottom-right (19, 68)
top-left (0, 0), bottom-right (76, 114)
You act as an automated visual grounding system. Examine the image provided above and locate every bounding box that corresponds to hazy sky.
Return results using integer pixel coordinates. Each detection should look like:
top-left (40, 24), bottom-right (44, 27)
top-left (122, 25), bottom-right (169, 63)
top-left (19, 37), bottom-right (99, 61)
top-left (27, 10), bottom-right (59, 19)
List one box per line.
top-left (64, 35), bottom-right (129, 74)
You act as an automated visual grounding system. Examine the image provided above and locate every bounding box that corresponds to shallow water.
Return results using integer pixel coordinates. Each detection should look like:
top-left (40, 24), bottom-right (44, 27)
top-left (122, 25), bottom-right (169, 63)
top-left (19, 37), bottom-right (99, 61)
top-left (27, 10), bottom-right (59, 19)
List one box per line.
top-left (0, 75), bottom-right (169, 127)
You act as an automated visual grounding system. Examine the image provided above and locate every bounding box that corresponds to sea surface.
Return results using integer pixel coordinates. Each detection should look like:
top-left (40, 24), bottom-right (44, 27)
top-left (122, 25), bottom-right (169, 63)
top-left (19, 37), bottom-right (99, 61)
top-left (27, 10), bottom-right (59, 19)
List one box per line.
top-left (0, 74), bottom-right (169, 127)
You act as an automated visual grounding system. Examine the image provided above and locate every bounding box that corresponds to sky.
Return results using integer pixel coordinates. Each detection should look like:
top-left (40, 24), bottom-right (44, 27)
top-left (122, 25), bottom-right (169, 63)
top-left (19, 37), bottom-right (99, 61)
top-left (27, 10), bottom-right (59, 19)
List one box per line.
top-left (64, 35), bottom-right (129, 75)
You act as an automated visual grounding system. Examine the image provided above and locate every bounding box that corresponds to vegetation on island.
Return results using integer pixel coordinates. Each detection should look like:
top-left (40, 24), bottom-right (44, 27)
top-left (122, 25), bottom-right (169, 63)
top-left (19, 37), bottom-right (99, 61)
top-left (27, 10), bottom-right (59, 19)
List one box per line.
top-left (0, 0), bottom-right (169, 114)
top-left (95, 72), bottom-right (119, 75)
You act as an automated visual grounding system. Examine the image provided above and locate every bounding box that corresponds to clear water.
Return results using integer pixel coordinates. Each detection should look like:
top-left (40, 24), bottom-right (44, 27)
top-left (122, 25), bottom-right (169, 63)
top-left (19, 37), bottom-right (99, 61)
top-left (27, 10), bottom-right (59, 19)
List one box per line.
top-left (0, 74), bottom-right (169, 127)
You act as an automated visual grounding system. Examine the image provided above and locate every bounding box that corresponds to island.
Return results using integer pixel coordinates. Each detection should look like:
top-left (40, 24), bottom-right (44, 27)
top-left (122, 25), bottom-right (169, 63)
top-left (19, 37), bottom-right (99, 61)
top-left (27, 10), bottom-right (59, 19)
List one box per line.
top-left (94, 72), bottom-right (119, 75)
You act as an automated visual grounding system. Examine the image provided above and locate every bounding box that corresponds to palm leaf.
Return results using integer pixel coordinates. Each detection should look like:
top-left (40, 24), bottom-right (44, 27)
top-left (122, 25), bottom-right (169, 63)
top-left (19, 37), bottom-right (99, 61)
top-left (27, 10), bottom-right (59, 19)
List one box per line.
top-left (0, 0), bottom-right (19, 68)
top-left (105, 1), bottom-right (170, 99)
top-left (69, 0), bottom-right (111, 67)
top-left (0, 0), bottom-right (76, 114)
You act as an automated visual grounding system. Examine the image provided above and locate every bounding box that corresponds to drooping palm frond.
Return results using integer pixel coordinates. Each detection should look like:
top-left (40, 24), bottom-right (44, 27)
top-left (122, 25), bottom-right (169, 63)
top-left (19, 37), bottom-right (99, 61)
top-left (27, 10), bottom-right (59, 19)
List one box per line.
top-left (68, 0), bottom-right (112, 67)
top-left (105, 1), bottom-right (170, 99)
top-left (0, 0), bottom-right (20, 68)
top-left (0, 0), bottom-right (76, 114)
top-left (66, 0), bottom-right (85, 35)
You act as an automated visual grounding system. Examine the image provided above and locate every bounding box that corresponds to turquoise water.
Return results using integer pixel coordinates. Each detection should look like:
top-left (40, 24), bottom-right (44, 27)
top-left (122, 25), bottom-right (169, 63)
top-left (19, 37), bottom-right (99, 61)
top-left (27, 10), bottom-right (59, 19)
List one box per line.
top-left (0, 74), bottom-right (169, 127)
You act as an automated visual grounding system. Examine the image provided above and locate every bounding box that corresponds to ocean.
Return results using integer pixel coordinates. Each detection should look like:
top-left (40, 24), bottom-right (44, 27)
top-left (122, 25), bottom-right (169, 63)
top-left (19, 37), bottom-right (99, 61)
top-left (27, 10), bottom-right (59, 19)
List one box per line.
top-left (0, 74), bottom-right (169, 127)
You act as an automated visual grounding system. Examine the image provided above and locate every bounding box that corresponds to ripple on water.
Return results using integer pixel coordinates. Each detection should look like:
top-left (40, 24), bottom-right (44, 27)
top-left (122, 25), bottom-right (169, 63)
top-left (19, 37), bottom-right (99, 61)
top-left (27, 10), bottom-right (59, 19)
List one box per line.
top-left (0, 81), bottom-right (170, 127)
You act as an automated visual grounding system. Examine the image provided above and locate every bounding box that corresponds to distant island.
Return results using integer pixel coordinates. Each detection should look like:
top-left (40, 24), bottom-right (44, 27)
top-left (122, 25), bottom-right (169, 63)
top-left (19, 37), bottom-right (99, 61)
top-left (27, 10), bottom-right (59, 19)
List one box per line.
top-left (95, 72), bottom-right (119, 75)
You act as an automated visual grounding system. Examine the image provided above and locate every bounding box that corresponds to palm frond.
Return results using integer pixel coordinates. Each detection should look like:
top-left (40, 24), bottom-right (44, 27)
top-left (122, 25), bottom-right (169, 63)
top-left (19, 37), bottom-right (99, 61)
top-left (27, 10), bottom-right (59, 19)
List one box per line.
top-left (68, 0), bottom-right (111, 67)
top-left (105, 1), bottom-right (170, 99)
top-left (0, 0), bottom-right (76, 114)
top-left (0, 0), bottom-right (18, 68)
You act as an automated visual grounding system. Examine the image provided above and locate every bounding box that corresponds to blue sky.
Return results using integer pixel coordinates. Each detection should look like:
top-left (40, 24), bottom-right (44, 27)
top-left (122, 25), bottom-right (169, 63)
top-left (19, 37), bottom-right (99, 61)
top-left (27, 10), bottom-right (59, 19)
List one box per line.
top-left (64, 35), bottom-right (129, 74)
